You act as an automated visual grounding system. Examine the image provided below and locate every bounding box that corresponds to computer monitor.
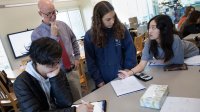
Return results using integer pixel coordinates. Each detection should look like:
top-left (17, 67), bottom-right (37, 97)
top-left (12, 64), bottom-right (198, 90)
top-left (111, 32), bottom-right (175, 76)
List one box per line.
top-left (7, 29), bottom-right (33, 59)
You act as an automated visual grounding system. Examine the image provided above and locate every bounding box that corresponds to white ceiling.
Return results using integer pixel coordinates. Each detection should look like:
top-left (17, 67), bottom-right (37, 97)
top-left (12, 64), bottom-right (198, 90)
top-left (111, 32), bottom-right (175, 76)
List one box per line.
top-left (0, 0), bottom-right (80, 8)
top-left (0, 0), bottom-right (79, 5)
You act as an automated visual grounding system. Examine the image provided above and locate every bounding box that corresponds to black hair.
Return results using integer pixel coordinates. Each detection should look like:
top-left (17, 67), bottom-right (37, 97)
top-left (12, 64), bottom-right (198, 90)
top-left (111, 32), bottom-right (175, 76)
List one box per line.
top-left (184, 6), bottom-right (195, 17)
top-left (147, 15), bottom-right (174, 62)
top-left (180, 10), bottom-right (200, 32)
top-left (28, 37), bottom-right (62, 65)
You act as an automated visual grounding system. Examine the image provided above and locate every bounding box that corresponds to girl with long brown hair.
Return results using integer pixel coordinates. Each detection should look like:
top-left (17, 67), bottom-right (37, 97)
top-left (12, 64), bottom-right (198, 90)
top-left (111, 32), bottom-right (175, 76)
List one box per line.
top-left (84, 1), bottom-right (137, 88)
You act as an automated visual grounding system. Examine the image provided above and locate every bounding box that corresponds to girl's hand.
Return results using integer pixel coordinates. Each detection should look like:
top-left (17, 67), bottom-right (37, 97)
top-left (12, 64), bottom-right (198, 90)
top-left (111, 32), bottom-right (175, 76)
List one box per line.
top-left (97, 82), bottom-right (105, 88)
top-left (50, 22), bottom-right (58, 37)
top-left (76, 102), bottom-right (94, 112)
top-left (118, 70), bottom-right (133, 79)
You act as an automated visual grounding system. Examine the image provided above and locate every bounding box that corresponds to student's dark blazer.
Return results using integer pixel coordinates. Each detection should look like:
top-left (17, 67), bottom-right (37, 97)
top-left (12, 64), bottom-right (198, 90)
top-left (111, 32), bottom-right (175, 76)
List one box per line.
top-left (181, 23), bottom-right (200, 38)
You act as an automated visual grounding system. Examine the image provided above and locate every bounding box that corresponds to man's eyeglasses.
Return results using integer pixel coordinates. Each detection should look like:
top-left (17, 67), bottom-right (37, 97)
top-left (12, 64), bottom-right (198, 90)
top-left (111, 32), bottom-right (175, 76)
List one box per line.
top-left (40, 9), bottom-right (58, 17)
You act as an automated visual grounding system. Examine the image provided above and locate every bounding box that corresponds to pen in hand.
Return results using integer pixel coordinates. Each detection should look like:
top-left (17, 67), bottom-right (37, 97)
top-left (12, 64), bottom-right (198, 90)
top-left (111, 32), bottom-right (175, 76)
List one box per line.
top-left (79, 100), bottom-right (94, 112)
top-left (81, 100), bottom-right (104, 112)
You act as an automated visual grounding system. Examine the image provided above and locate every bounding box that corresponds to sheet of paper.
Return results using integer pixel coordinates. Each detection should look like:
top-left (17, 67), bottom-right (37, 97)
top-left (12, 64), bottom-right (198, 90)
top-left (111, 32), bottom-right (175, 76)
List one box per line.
top-left (111, 76), bottom-right (145, 96)
top-left (160, 97), bottom-right (200, 112)
top-left (184, 55), bottom-right (200, 65)
top-left (148, 60), bottom-right (165, 66)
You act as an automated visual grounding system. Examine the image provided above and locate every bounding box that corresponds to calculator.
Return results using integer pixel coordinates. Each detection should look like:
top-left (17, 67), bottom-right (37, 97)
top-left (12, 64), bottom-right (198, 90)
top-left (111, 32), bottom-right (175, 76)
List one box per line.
top-left (134, 73), bottom-right (153, 81)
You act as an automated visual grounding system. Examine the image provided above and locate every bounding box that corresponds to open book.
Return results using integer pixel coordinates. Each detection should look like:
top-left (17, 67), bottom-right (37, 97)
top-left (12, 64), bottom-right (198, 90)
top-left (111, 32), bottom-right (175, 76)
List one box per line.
top-left (72, 100), bottom-right (106, 112)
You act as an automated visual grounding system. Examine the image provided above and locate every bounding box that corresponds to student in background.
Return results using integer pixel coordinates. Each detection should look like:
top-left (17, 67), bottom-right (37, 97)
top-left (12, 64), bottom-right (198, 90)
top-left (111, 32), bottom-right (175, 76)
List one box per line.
top-left (31, 0), bottom-right (82, 101)
top-left (14, 37), bottom-right (93, 112)
top-left (118, 15), bottom-right (199, 78)
top-left (177, 6), bottom-right (195, 30)
top-left (180, 10), bottom-right (200, 38)
top-left (84, 1), bottom-right (137, 88)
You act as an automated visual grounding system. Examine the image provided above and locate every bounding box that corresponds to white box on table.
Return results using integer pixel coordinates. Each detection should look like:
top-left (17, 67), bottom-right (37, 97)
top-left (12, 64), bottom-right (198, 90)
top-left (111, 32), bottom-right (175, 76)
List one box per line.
top-left (140, 84), bottom-right (168, 109)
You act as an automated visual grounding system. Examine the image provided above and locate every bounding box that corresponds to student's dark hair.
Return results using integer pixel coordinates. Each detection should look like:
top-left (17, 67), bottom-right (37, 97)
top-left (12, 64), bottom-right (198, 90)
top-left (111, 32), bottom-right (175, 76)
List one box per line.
top-left (184, 10), bottom-right (200, 25)
top-left (180, 10), bottom-right (200, 33)
top-left (28, 37), bottom-right (62, 65)
top-left (147, 15), bottom-right (174, 62)
top-left (184, 6), bottom-right (195, 17)
top-left (91, 1), bottom-right (125, 47)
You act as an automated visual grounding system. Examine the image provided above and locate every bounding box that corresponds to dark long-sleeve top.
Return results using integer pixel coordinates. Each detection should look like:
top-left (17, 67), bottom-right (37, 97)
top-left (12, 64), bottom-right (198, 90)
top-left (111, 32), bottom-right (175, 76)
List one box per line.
top-left (14, 69), bottom-right (75, 112)
top-left (84, 28), bottom-right (137, 86)
top-left (181, 23), bottom-right (200, 38)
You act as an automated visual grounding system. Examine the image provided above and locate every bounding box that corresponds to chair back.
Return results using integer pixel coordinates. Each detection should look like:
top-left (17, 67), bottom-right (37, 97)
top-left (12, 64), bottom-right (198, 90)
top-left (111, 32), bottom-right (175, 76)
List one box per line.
top-left (0, 71), bottom-right (13, 92)
top-left (0, 81), bottom-right (11, 101)
top-left (0, 71), bottom-right (18, 112)
top-left (134, 34), bottom-right (145, 56)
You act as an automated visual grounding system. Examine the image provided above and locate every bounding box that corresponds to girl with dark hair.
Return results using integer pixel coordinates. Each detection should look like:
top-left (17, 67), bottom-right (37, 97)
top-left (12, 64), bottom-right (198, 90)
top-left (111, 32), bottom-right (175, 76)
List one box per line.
top-left (178, 6), bottom-right (195, 30)
top-left (84, 1), bottom-right (137, 88)
top-left (118, 15), bottom-right (199, 79)
top-left (180, 10), bottom-right (200, 38)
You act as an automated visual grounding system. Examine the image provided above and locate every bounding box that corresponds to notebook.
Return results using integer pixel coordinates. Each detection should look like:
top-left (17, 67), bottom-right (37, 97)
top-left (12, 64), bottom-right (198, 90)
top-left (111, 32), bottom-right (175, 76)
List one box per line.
top-left (111, 76), bottom-right (145, 96)
top-left (72, 100), bottom-right (106, 112)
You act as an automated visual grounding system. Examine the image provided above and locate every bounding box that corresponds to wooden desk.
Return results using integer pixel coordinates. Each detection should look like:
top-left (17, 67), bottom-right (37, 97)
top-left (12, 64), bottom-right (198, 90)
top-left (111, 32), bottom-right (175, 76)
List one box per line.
top-left (183, 33), bottom-right (200, 47)
top-left (183, 33), bottom-right (200, 40)
top-left (74, 66), bottom-right (200, 112)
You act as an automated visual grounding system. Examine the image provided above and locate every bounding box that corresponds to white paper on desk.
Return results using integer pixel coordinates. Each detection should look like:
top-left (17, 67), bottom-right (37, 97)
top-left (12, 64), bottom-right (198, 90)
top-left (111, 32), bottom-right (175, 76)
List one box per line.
top-left (160, 97), bottom-right (200, 112)
top-left (184, 55), bottom-right (200, 65)
top-left (111, 76), bottom-right (145, 96)
top-left (148, 60), bottom-right (166, 66)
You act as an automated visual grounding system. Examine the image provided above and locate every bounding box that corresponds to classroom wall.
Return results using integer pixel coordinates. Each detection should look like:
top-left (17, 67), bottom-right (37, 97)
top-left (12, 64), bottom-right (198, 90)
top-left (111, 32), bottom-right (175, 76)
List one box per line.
top-left (79, 0), bottom-right (93, 31)
top-left (79, 0), bottom-right (112, 31)
top-left (0, 0), bottom-right (79, 69)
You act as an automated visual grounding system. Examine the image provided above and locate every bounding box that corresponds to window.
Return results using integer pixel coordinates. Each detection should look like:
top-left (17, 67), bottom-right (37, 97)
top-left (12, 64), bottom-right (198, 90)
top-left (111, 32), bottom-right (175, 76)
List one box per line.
top-left (57, 9), bottom-right (85, 40)
top-left (0, 39), bottom-right (11, 71)
top-left (112, 0), bottom-right (155, 24)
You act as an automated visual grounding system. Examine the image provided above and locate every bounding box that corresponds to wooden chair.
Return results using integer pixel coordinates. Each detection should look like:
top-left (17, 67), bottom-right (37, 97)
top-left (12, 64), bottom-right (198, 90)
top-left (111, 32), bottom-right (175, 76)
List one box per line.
top-left (77, 39), bottom-right (89, 95)
top-left (78, 58), bottom-right (89, 94)
top-left (0, 70), bottom-right (14, 92)
top-left (0, 72), bottom-right (18, 112)
top-left (134, 33), bottom-right (145, 56)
